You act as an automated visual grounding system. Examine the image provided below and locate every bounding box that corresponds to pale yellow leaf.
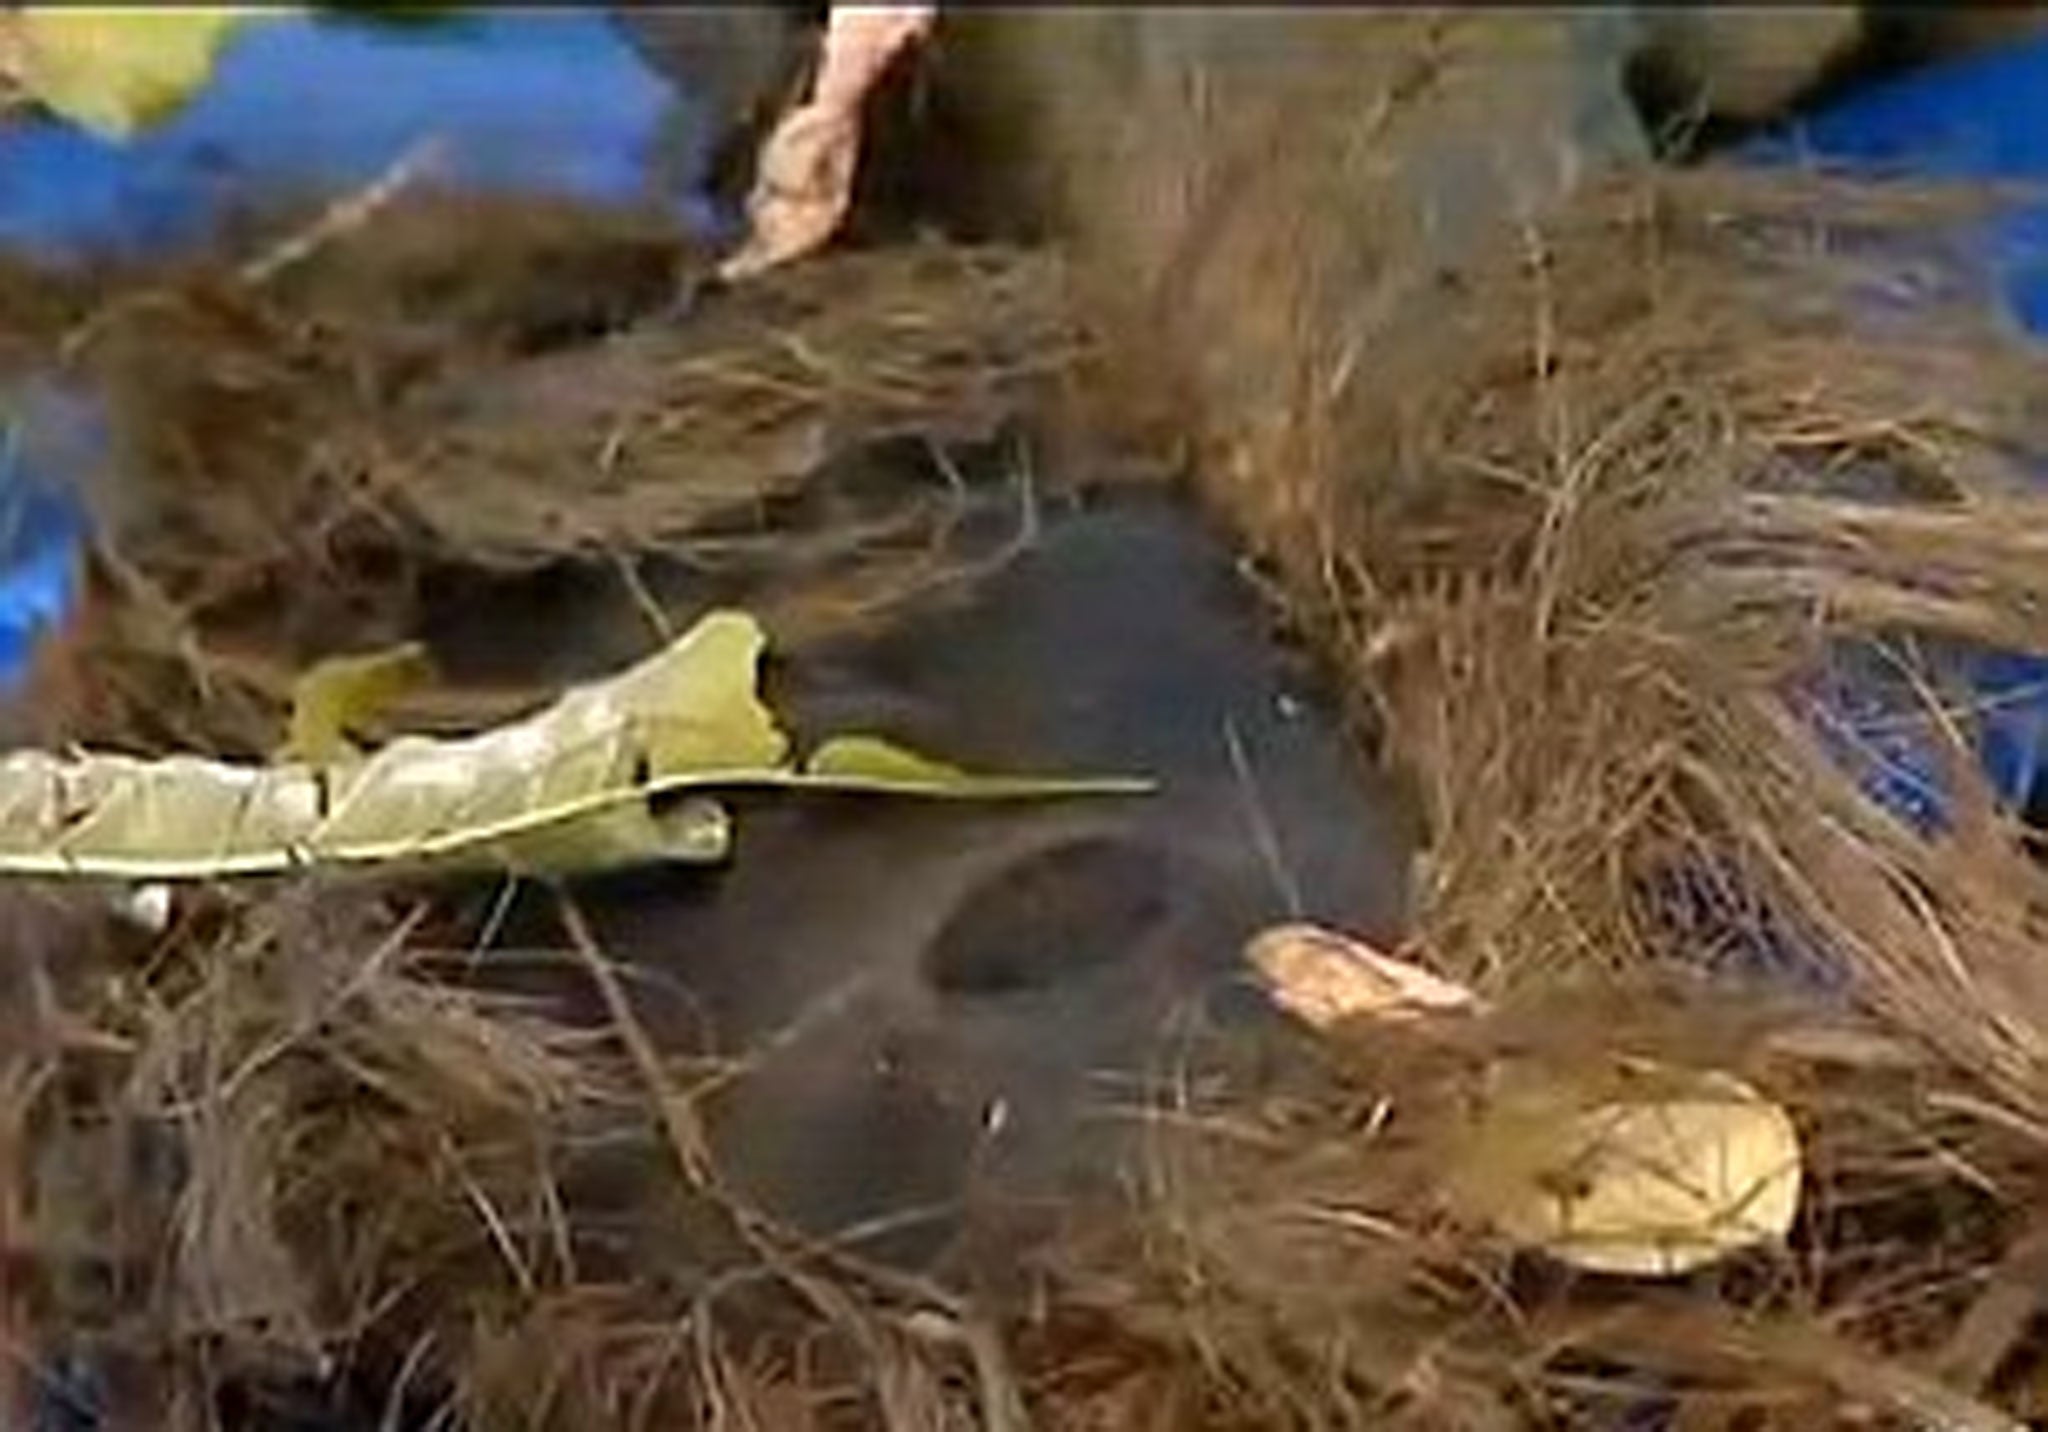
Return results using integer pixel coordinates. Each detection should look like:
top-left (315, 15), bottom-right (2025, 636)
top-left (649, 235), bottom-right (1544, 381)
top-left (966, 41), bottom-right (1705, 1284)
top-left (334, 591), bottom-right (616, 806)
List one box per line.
top-left (9, 8), bottom-right (276, 140)
top-left (1454, 1064), bottom-right (1802, 1277)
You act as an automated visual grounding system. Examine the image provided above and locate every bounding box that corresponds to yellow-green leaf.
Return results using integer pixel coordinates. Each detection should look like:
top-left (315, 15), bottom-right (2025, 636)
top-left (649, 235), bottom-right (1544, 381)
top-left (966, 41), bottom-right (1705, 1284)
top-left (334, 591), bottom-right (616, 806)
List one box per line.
top-left (8, 9), bottom-right (277, 141)
top-left (283, 642), bottom-right (434, 764)
top-left (490, 795), bottom-right (732, 874)
top-left (293, 609), bottom-right (788, 869)
top-left (0, 611), bottom-right (1145, 880)
top-left (1453, 1063), bottom-right (1802, 1278)
top-left (798, 734), bottom-right (1154, 798)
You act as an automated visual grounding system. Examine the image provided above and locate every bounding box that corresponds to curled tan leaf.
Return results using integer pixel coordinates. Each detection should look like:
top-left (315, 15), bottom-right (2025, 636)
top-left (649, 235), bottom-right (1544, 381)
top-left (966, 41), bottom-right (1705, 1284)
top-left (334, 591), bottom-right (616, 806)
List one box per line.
top-left (1246, 922), bottom-right (1478, 1029)
top-left (720, 3), bottom-right (936, 281)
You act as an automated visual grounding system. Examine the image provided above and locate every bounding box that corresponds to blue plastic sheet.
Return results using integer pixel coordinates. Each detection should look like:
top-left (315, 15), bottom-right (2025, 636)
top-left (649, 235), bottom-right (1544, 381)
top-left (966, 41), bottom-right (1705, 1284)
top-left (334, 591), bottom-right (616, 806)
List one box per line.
top-left (1770, 32), bottom-right (2048, 332)
top-left (0, 7), bottom-right (706, 684)
top-left (0, 10), bottom-right (700, 259)
top-left (1749, 35), bottom-right (2048, 821)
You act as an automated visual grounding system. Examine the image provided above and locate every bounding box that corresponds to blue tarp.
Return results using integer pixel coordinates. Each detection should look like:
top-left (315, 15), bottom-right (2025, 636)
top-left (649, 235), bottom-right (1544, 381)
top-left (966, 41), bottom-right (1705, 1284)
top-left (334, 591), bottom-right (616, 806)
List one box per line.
top-left (1752, 34), bottom-right (2048, 819)
top-left (0, 10), bottom-right (698, 258)
top-left (0, 7), bottom-right (704, 680)
top-left (1770, 32), bottom-right (2048, 332)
